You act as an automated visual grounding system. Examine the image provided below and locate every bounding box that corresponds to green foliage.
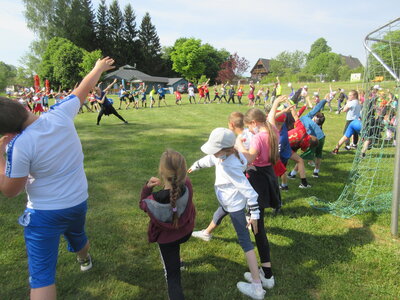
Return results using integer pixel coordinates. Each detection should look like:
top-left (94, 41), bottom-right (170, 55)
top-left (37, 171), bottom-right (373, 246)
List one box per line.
top-left (200, 44), bottom-right (230, 83)
top-left (307, 37), bottom-right (332, 62)
top-left (13, 67), bottom-right (34, 87)
top-left (0, 62), bottom-right (17, 90)
top-left (79, 50), bottom-right (103, 77)
top-left (369, 29), bottom-right (400, 80)
top-left (273, 50), bottom-right (307, 74)
top-left (138, 12), bottom-right (162, 75)
top-left (52, 41), bottom-right (85, 88)
top-left (170, 38), bottom-right (206, 80)
top-left (306, 52), bottom-right (342, 80)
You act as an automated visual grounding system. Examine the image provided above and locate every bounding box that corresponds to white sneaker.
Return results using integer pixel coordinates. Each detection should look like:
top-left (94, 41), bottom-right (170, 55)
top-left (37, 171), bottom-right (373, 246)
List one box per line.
top-left (77, 254), bottom-right (92, 271)
top-left (191, 229), bottom-right (212, 241)
top-left (244, 268), bottom-right (275, 289)
top-left (237, 281), bottom-right (266, 299)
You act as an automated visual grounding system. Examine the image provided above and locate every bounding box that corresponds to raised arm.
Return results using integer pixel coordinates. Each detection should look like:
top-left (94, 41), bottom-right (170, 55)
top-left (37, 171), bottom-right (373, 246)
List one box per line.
top-left (104, 78), bottom-right (117, 93)
top-left (268, 95), bottom-right (287, 126)
top-left (72, 57), bottom-right (116, 105)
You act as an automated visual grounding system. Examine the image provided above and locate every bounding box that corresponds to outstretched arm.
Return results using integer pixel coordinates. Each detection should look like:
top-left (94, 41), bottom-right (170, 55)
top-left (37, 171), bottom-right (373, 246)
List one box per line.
top-left (104, 78), bottom-right (117, 93)
top-left (268, 95), bottom-right (287, 126)
top-left (72, 57), bottom-right (116, 105)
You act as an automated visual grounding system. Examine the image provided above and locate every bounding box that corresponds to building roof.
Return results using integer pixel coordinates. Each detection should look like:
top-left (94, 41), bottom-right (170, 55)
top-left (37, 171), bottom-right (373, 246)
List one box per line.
top-left (250, 58), bottom-right (271, 74)
top-left (340, 55), bottom-right (363, 69)
top-left (104, 65), bottom-right (182, 85)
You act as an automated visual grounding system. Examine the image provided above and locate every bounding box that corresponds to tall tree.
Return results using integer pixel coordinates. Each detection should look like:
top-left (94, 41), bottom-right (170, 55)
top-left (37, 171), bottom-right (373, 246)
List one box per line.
top-left (306, 52), bottom-right (341, 80)
top-left (79, 0), bottom-right (98, 51)
top-left (307, 38), bottom-right (331, 62)
top-left (122, 4), bottom-right (141, 67)
top-left (108, 0), bottom-right (125, 64)
top-left (0, 62), bottom-right (17, 91)
top-left (200, 44), bottom-right (230, 83)
top-left (139, 12), bottom-right (162, 74)
top-left (96, 0), bottom-right (110, 55)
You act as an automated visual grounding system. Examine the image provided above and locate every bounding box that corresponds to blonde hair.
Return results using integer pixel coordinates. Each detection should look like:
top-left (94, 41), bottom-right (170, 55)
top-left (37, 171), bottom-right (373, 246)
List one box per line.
top-left (228, 111), bottom-right (244, 129)
top-left (159, 149), bottom-right (187, 228)
top-left (244, 108), bottom-right (279, 165)
top-left (221, 147), bottom-right (244, 164)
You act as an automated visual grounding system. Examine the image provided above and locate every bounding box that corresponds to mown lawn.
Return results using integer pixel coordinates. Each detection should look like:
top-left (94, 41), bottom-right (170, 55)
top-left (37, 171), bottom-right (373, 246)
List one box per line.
top-left (1, 87), bottom-right (399, 299)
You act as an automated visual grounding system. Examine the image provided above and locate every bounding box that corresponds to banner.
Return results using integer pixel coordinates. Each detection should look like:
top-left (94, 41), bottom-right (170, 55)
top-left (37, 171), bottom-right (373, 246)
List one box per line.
top-left (34, 75), bottom-right (40, 93)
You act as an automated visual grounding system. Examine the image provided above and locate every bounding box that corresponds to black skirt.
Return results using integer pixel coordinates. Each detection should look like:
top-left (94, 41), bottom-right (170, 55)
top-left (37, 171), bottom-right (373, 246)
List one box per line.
top-left (247, 165), bottom-right (281, 209)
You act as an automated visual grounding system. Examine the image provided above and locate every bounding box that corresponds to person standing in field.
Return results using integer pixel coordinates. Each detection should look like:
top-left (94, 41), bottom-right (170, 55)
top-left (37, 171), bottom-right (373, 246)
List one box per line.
top-left (0, 56), bottom-right (117, 300)
top-left (140, 150), bottom-right (195, 300)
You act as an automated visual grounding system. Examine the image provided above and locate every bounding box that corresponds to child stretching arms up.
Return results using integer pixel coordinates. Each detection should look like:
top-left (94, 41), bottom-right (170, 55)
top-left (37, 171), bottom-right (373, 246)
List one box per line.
top-left (140, 150), bottom-right (196, 300)
top-left (188, 128), bottom-right (266, 299)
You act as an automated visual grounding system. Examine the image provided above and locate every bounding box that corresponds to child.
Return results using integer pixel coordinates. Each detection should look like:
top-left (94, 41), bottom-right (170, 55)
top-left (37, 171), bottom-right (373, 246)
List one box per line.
top-left (248, 81), bottom-right (255, 107)
top-left (0, 56), bottom-right (116, 300)
top-left (157, 85), bottom-right (168, 107)
top-left (149, 86), bottom-right (156, 108)
top-left (237, 82), bottom-right (244, 105)
top-left (94, 79), bottom-right (128, 125)
top-left (212, 85), bottom-right (221, 103)
top-left (174, 90), bottom-right (182, 105)
top-left (140, 150), bottom-right (196, 300)
top-left (188, 128), bottom-right (267, 299)
top-left (188, 83), bottom-right (196, 104)
top-left (236, 103), bottom-right (285, 292)
top-left (191, 112), bottom-right (253, 241)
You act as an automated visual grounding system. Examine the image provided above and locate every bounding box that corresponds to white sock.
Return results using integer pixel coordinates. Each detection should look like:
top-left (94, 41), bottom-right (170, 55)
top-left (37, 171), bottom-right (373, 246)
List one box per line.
top-left (290, 170), bottom-right (297, 176)
top-left (314, 169), bottom-right (319, 173)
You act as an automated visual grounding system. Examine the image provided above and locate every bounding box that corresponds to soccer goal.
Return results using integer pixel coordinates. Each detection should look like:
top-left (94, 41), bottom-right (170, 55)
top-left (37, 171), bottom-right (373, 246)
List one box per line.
top-left (311, 18), bottom-right (400, 235)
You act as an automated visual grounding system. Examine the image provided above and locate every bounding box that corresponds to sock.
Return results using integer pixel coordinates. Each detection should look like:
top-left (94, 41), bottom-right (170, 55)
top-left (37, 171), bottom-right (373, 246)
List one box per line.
top-left (290, 170), bottom-right (297, 176)
top-left (281, 183), bottom-right (288, 187)
top-left (262, 267), bottom-right (273, 279)
top-left (301, 178), bottom-right (308, 186)
top-left (314, 169), bottom-right (319, 173)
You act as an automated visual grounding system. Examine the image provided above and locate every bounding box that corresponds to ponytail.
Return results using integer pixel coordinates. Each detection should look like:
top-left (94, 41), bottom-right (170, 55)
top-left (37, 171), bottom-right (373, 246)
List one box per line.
top-left (264, 121), bottom-right (279, 165)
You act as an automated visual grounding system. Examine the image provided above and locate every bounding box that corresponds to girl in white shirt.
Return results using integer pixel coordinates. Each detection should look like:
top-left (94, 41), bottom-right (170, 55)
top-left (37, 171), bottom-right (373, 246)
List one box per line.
top-left (188, 128), bottom-right (266, 299)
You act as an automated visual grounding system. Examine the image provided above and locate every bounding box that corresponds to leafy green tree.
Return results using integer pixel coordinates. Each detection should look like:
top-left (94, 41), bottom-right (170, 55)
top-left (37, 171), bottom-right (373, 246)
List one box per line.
top-left (369, 30), bottom-right (400, 80)
top-left (306, 52), bottom-right (341, 80)
top-left (275, 50), bottom-right (307, 73)
top-left (0, 62), bottom-right (17, 91)
top-left (200, 44), bottom-right (230, 83)
top-left (307, 38), bottom-right (332, 62)
top-left (138, 12), bottom-right (162, 74)
top-left (38, 37), bottom-right (70, 86)
top-left (170, 38), bottom-right (206, 80)
top-left (79, 50), bottom-right (103, 77)
top-left (13, 67), bottom-right (34, 87)
top-left (52, 41), bottom-right (85, 88)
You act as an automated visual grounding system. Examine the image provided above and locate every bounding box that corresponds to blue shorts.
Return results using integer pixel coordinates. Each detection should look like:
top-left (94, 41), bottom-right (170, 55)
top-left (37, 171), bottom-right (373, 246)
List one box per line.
top-left (19, 201), bottom-right (88, 288)
top-left (345, 119), bottom-right (362, 138)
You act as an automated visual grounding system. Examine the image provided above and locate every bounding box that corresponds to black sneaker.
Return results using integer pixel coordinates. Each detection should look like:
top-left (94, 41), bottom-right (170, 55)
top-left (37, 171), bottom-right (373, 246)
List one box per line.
top-left (299, 183), bottom-right (312, 189)
top-left (279, 184), bottom-right (289, 191)
top-left (287, 173), bottom-right (296, 179)
top-left (312, 172), bottom-right (319, 178)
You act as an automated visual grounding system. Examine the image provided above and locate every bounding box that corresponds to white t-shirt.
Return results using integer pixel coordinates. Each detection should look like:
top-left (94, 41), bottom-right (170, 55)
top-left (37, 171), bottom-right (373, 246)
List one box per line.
top-left (188, 86), bottom-right (195, 96)
top-left (6, 94), bottom-right (88, 210)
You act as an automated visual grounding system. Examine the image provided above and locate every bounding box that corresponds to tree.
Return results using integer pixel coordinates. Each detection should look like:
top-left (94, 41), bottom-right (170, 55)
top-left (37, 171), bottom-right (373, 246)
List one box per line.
top-left (79, 49), bottom-right (103, 77)
top-left (306, 52), bottom-right (342, 80)
top-left (138, 12), bottom-right (162, 74)
top-left (122, 4), bottom-right (141, 66)
top-left (13, 67), bottom-right (34, 87)
top-left (369, 30), bottom-right (400, 80)
top-left (216, 53), bottom-right (249, 83)
top-left (307, 38), bottom-right (332, 62)
top-left (275, 50), bottom-right (307, 73)
top-left (52, 41), bottom-right (85, 88)
top-left (108, 0), bottom-right (125, 64)
top-left (170, 38), bottom-right (206, 80)
top-left (0, 62), bottom-right (17, 91)
top-left (200, 44), bottom-right (230, 83)
top-left (96, 0), bottom-right (110, 55)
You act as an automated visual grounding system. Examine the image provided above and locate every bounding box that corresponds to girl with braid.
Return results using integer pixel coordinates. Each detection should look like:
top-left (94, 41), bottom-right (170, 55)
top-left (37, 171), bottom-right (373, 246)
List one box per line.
top-left (140, 150), bottom-right (195, 300)
top-left (188, 128), bottom-right (266, 299)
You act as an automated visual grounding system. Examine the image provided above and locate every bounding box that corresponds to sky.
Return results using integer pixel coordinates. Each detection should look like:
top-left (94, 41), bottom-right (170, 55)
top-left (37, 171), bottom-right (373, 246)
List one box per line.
top-left (0, 0), bottom-right (399, 73)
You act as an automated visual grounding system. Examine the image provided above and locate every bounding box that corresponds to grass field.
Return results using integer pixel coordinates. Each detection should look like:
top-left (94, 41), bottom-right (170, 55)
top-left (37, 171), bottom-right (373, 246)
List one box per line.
top-left (1, 88), bottom-right (399, 300)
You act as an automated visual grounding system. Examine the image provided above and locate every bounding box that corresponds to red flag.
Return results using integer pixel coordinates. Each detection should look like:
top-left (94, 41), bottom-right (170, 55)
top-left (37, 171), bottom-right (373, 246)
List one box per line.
top-left (45, 79), bottom-right (50, 94)
top-left (34, 75), bottom-right (41, 93)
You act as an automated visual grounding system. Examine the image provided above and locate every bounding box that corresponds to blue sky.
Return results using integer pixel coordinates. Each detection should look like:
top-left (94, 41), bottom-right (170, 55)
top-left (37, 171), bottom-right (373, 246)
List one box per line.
top-left (1, 0), bottom-right (399, 73)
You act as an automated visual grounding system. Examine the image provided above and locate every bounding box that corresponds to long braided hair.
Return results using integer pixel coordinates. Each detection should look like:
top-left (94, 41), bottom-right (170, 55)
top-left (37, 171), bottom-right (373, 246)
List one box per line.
top-left (244, 108), bottom-right (279, 165)
top-left (159, 149), bottom-right (187, 228)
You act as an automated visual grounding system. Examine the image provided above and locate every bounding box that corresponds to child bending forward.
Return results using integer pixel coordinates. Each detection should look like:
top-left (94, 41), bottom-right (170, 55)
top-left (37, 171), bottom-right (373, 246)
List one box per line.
top-left (189, 128), bottom-right (266, 300)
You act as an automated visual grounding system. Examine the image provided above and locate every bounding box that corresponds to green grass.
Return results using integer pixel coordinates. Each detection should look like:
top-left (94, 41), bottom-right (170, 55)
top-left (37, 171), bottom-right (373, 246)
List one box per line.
top-left (1, 90), bottom-right (399, 300)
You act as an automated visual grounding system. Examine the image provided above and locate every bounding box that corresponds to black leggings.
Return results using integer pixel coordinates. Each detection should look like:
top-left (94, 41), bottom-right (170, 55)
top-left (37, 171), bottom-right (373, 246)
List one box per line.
top-left (97, 106), bottom-right (126, 124)
top-left (251, 209), bottom-right (271, 263)
top-left (228, 95), bottom-right (235, 103)
top-left (158, 233), bottom-right (191, 300)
